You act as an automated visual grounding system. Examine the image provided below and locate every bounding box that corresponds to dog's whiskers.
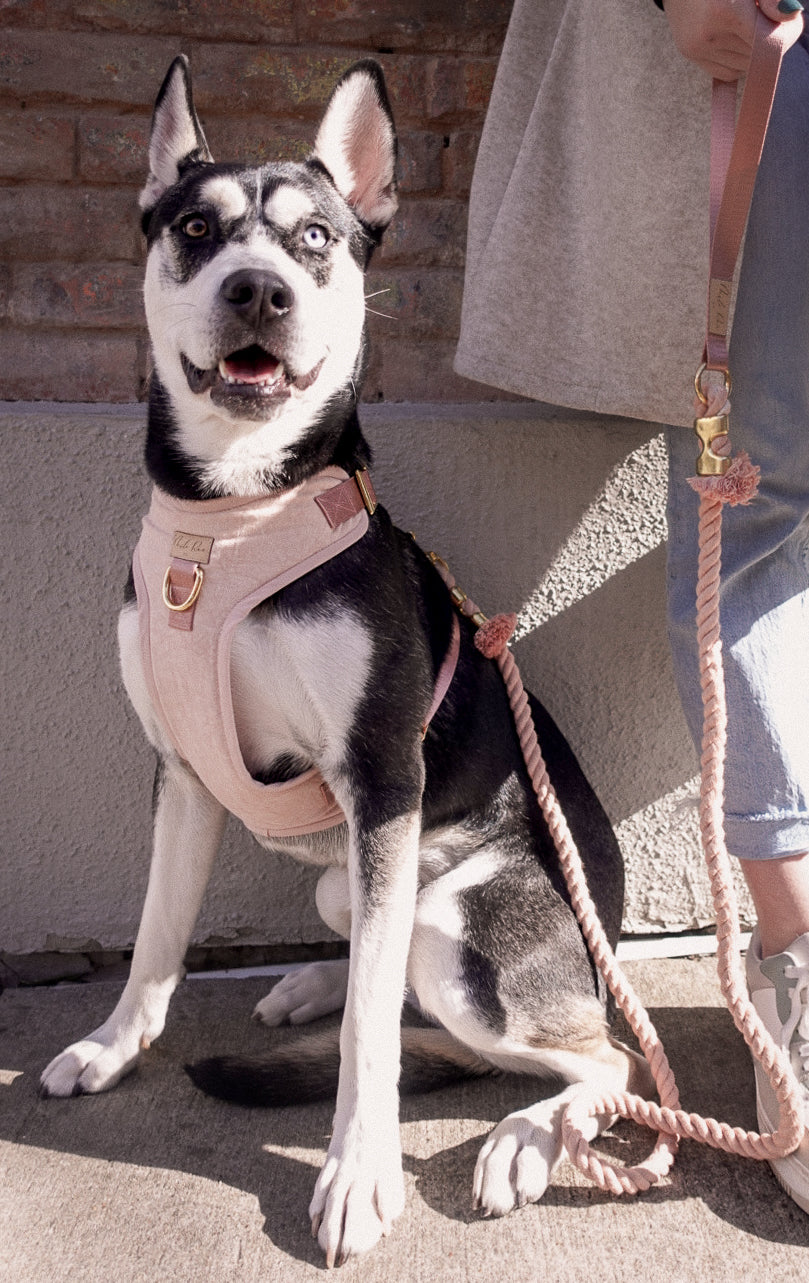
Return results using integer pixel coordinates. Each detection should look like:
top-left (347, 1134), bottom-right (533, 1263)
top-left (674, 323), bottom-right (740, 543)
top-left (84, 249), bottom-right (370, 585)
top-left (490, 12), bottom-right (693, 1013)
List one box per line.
top-left (364, 287), bottom-right (397, 320)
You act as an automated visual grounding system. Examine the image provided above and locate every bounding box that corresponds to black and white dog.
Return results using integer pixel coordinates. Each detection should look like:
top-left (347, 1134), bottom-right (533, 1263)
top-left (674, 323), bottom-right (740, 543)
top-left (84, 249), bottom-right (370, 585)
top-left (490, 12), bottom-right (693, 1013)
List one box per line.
top-left (41, 57), bottom-right (649, 1266)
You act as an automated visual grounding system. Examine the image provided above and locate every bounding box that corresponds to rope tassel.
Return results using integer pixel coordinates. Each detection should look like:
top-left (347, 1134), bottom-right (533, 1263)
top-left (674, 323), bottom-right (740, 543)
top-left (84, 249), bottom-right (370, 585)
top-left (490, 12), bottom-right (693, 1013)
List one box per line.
top-left (688, 451), bottom-right (761, 505)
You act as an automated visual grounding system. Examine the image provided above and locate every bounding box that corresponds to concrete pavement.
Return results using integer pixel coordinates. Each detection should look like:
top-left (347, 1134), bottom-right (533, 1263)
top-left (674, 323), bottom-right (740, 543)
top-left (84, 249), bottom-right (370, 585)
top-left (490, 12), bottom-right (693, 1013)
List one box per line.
top-left (2, 956), bottom-right (809, 1282)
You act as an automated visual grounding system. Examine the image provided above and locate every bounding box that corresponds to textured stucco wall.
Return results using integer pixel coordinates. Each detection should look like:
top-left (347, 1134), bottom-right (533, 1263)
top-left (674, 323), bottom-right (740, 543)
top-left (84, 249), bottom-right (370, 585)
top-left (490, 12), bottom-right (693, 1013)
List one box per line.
top-left (0, 401), bottom-right (754, 956)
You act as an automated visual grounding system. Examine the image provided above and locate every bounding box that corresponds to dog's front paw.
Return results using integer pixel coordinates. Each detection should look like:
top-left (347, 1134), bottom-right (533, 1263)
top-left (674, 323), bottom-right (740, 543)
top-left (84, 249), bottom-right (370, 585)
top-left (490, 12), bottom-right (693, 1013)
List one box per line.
top-left (40, 1027), bottom-right (142, 1098)
top-left (253, 959), bottom-right (349, 1026)
top-left (309, 1137), bottom-right (405, 1267)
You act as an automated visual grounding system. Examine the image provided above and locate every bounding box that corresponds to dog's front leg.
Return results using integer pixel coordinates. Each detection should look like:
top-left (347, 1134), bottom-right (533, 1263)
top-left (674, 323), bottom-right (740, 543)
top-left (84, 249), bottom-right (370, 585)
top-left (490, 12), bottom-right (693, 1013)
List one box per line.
top-left (41, 757), bottom-right (226, 1097)
top-left (310, 804), bottom-right (421, 1267)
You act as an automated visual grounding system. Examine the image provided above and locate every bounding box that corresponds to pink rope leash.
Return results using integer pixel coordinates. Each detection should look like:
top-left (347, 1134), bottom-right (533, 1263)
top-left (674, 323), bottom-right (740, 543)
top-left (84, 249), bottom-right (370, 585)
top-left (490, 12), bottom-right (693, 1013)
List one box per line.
top-left (429, 520), bottom-right (803, 1194)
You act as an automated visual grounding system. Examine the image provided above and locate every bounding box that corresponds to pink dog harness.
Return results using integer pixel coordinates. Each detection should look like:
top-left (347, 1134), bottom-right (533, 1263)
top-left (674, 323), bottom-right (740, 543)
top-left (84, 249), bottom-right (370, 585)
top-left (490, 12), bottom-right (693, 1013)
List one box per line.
top-left (133, 467), bottom-right (459, 839)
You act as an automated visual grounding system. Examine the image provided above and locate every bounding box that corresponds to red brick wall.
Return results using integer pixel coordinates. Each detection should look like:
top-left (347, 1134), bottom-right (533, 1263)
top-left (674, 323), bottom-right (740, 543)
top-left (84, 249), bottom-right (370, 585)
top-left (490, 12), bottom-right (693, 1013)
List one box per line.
top-left (0, 1), bottom-right (513, 403)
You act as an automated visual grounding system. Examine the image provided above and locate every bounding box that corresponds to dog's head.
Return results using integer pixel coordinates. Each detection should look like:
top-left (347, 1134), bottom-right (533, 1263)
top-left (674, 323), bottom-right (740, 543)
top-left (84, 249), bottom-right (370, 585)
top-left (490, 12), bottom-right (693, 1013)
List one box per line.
top-left (140, 56), bottom-right (397, 495)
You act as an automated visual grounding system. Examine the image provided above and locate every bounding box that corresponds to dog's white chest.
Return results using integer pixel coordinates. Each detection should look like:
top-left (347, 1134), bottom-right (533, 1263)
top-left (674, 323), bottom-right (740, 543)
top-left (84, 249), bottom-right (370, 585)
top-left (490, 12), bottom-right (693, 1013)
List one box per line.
top-left (120, 598), bottom-right (372, 792)
top-left (229, 607), bottom-right (373, 779)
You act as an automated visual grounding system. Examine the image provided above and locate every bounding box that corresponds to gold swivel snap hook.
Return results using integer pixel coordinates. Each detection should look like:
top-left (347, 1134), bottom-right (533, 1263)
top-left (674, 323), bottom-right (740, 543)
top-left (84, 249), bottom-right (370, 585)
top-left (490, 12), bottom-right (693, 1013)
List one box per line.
top-left (694, 363), bottom-right (732, 477)
top-left (162, 563), bottom-right (204, 612)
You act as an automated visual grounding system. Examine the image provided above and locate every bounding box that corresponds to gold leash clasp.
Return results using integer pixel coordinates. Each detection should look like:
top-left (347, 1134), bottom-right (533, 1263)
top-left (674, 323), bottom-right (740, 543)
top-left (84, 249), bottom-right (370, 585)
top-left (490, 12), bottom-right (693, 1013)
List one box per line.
top-left (694, 363), bottom-right (732, 477)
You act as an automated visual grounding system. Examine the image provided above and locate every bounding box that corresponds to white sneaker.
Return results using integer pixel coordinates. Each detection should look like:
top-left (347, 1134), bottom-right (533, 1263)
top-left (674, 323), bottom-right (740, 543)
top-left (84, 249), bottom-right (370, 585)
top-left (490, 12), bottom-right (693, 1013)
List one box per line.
top-left (746, 926), bottom-right (809, 1212)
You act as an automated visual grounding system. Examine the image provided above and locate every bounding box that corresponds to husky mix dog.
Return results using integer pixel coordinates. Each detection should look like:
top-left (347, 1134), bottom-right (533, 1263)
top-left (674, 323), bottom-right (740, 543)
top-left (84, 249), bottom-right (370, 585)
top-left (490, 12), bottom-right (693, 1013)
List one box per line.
top-left (41, 57), bottom-right (649, 1266)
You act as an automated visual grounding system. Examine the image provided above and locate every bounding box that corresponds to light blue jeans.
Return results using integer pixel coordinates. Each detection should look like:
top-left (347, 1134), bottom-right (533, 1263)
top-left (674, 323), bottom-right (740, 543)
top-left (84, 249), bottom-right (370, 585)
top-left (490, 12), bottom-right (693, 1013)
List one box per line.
top-left (667, 33), bottom-right (809, 861)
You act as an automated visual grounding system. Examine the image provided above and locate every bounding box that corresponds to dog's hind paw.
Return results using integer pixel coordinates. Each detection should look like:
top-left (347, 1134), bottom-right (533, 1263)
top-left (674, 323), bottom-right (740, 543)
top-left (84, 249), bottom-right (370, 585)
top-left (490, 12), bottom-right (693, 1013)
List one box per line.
top-left (473, 1110), bottom-right (557, 1217)
top-left (253, 959), bottom-right (349, 1026)
top-left (40, 1031), bottom-right (141, 1098)
top-left (473, 1089), bottom-right (604, 1217)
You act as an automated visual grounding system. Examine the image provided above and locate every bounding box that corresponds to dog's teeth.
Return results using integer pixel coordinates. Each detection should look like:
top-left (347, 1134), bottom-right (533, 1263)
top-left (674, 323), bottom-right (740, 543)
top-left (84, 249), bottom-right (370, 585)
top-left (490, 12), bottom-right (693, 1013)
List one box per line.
top-left (217, 358), bottom-right (285, 389)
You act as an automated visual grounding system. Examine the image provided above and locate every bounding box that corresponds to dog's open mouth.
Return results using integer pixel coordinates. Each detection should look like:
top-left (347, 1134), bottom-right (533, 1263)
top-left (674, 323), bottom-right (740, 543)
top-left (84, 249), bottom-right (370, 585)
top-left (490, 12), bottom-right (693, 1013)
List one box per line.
top-left (218, 345), bottom-right (286, 389)
top-left (182, 345), bottom-right (288, 398)
top-left (181, 346), bottom-right (325, 417)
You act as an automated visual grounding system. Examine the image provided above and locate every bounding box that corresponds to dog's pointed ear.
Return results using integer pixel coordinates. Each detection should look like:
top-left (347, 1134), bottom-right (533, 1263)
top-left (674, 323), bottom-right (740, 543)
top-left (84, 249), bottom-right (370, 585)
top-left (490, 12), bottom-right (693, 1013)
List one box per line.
top-left (140, 56), bottom-right (213, 213)
top-left (311, 60), bottom-right (398, 233)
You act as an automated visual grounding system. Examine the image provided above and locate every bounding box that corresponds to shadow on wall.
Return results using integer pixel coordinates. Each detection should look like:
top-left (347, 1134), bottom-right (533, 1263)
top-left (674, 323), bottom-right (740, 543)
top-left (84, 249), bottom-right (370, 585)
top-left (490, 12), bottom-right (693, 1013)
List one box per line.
top-left (366, 405), bottom-right (699, 824)
top-left (367, 403), bottom-right (743, 933)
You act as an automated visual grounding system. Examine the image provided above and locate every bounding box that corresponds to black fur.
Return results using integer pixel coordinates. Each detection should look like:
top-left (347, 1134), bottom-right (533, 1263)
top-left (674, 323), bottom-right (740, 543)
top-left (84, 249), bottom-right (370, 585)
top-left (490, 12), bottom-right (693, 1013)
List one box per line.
top-left (186, 1026), bottom-right (492, 1107)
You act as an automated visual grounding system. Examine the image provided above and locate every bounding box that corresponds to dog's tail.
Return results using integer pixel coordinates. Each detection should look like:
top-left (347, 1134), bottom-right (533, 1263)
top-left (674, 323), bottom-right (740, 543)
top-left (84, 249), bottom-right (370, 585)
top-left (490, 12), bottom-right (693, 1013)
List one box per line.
top-left (185, 1025), bottom-right (494, 1107)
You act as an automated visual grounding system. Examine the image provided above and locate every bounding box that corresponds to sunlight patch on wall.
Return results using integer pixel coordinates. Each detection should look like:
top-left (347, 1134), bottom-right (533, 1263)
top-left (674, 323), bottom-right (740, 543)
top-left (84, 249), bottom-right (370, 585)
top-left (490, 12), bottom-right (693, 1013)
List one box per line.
top-left (515, 433), bottom-right (668, 639)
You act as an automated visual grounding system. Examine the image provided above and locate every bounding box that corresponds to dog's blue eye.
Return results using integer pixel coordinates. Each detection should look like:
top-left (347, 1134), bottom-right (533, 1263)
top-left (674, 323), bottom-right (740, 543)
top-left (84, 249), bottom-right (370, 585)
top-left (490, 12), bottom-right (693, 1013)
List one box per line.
top-left (182, 216), bottom-right (209, 239)
top-left (303, 224), bottom-right (329, 250)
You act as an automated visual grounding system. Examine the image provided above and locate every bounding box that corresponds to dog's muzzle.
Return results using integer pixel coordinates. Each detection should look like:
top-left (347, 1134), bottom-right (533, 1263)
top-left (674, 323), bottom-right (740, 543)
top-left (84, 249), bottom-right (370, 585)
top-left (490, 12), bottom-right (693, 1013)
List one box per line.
top-left (178, 268), bottom-right (325, 416)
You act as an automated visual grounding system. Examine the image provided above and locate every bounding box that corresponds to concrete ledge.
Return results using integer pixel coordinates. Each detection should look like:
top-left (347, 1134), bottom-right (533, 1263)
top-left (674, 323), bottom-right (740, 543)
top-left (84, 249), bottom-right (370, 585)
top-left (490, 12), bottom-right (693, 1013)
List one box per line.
top-left (0, 401), bottom-right (753, 954)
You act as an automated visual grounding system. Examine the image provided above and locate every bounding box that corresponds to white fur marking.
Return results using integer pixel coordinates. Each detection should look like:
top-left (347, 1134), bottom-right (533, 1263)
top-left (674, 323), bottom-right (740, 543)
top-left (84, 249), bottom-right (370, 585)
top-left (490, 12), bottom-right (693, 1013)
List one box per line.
top-left (254, 959), bottom-right (350, 1026)
top-left (143, 227), bottom-right (367, 496)
top-left (264, 185), bottom-right (316, 230)
top-left (473, 1085), bottom-right (608, 1216)
top-left (198, 175), bottom-right (250, 222)
top-left (230, 607), bottom-right (373, 778)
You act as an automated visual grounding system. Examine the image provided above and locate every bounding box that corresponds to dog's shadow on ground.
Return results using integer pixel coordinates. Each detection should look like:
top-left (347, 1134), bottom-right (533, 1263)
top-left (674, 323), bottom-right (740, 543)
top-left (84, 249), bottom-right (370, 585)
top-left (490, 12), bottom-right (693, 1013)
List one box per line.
top-left (3, 977), bottom-right (809, 1266)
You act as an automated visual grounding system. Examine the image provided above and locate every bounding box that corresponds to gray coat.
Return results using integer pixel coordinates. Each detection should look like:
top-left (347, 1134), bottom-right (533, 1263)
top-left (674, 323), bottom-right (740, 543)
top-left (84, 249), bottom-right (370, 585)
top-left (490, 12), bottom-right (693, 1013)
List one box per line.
top-left (455, 0), bottom-right (713, 427)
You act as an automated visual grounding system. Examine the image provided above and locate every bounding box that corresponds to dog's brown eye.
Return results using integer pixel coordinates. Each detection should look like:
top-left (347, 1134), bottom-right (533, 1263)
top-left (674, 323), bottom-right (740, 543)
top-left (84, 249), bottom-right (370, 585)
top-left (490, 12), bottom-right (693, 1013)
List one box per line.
top-left (182, 216), bottom-right (209, 238)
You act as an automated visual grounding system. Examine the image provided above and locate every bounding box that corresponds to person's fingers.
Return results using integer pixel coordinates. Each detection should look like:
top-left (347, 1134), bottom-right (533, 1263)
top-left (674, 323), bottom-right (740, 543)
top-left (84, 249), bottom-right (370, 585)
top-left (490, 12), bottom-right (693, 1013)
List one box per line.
top-left (755, 0), bottom-right (804, 23)
top-left (663, 0), bottom-right (756, 77)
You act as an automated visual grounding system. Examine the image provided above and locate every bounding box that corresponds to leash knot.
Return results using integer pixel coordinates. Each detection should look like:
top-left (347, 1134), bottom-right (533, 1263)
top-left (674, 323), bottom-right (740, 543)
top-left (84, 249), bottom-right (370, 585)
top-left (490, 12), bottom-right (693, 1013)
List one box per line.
top-left (474, 612), bottom-right (517, 658)
top-left (687, 451), bottom-right (760, 506)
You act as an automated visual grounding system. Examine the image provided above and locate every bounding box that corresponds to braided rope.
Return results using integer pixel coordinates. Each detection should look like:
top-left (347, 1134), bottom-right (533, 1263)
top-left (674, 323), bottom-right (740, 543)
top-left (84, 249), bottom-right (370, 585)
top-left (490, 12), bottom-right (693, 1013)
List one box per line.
top-left (429, 484), bottom-right (805, 1192)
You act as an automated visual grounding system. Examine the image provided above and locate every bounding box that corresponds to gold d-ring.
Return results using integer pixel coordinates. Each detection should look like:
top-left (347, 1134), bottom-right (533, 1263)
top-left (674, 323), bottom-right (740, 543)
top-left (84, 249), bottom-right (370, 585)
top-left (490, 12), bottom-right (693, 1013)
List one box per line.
top-left (694, 362), bottom-right (732, 406)
top-left (162, 564), bottom-right (204, 612)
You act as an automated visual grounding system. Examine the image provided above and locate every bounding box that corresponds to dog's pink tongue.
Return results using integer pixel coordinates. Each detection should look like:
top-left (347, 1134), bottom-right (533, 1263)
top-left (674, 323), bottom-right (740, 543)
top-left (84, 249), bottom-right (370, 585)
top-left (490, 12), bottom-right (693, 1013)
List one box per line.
top-left (222, 347), bottom-right (282, 384)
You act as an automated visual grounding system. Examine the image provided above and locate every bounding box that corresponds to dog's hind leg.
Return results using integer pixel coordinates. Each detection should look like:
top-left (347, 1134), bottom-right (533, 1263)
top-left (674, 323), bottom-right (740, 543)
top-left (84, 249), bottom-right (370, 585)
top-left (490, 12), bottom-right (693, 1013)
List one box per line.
top-left (254, 958), bottom-right (350, 1026)
top-left (471, 1045), bottom-right (651, 1216)
top-left (40, 757), bottom-right (225, 1097)
top-left (407, 847), bottom-right (653, 1216)
top-left (254, 867), bottom-right (350, 1026)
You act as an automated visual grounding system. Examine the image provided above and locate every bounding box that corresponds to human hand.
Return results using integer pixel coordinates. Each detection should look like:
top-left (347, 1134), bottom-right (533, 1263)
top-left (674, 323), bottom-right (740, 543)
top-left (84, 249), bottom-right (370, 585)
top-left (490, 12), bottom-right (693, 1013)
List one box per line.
top-left (662, 0), bottom-right (804, 80)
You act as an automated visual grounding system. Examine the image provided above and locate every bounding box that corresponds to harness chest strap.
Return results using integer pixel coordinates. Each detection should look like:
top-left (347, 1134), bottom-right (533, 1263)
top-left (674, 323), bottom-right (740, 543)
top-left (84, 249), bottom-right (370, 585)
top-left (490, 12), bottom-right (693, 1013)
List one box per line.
top-left (133, 468), bottom-right (459, 839)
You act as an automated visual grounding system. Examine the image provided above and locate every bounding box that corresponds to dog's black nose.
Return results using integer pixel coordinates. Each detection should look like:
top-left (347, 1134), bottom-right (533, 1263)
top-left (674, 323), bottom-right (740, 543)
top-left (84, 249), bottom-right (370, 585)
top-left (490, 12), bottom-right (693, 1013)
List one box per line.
top-left (219, 270), bottom-right (294, 326)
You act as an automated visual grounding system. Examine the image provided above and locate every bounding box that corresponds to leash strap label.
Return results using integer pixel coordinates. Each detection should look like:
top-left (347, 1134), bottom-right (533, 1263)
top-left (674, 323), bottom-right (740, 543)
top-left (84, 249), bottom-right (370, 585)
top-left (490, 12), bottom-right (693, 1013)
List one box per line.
top-left (708, 277), bottom-right (733, 337)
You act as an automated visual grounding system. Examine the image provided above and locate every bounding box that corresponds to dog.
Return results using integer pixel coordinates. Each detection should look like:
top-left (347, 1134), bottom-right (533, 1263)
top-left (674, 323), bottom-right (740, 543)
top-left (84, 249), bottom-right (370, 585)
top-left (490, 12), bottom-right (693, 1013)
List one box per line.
top-left (41, 56), bottom-right (650, 1266)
